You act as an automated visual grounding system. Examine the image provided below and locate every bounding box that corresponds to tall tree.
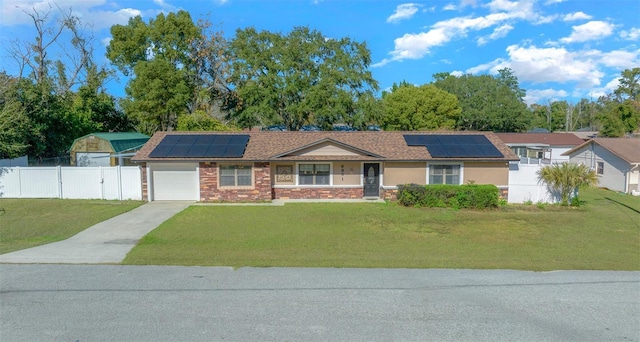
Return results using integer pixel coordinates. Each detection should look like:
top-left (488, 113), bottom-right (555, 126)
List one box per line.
top-left (432, 69), bottom-right (531, 132)
top-left (380, 84), bottom-right (461, 131)
top-left (0, 73), bottom-right (34, 159)
top-left (599, 68), bottom-right (640, 137)
top-left (3, 5), bottom-right (119, 159)
top-left (227, 26), bottom-right (379, 131)
top-left (108, 11), bottom-right (210, 134)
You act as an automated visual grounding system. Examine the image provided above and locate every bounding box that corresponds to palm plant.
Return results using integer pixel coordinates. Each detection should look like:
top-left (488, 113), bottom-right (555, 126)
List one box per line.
top-left (537, 162), bottom-right (598, 206)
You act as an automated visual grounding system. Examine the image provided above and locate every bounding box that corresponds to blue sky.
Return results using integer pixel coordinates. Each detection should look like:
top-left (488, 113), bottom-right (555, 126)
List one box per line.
top-left (1, 0), bottom-right (639, 105)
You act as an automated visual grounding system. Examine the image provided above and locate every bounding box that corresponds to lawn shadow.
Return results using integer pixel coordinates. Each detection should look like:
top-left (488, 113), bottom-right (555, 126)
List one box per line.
top-left (604, 196), bottom-right (640, 214)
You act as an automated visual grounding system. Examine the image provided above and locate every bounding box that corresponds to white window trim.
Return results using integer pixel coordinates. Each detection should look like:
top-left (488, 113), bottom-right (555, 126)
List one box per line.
top-left (296, 162), bottom-right (333, 186)
top-left (596, 161), bottom-right (604, 176)
top-left (426, 162), bottom-right (464, 185)
top-left (218, 163), bottom-right (254, 189)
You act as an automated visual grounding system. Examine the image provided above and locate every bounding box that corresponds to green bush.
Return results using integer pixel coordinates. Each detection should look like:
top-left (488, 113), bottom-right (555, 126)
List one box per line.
top-left (397, 184), bottom-right (499, 209)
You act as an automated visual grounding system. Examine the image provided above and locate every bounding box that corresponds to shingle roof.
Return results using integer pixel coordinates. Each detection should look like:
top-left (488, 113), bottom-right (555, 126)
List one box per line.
top-left (133, 131), bottom-right (518, 162)
top-left (495, 133), bottom-right (584, 146)
top-left (563, 138), bottom-right (640, 164)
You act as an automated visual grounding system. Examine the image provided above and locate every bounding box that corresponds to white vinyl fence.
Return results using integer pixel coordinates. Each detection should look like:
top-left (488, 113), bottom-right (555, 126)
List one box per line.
top-left (0, 166), bottom-right (142, 200)
top-left (508, 163), bottom-right (557, 204)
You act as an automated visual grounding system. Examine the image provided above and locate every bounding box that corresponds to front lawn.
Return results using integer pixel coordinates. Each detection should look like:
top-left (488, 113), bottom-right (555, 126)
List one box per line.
top-left (0, 199), bottom-right (144, 254)
top-left (124, 188), bottom-right (640, 270)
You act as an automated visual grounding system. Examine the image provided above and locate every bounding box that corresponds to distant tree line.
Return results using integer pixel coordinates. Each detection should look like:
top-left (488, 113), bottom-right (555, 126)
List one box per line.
top-left (1, 7), bottom-right (638, 160)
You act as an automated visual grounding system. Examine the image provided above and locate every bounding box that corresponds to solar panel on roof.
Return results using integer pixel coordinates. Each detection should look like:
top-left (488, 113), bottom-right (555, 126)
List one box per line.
top-left (177, 135), bottom-right (197, 144)
top-left (224, 144), bottom-right (246, 157)
top-left (149, 134), bottom-right (250, 158)
top-left (160, 135), bottom-right (180, 144)
top-left (149, 145), bottom-right (172, 158)
top-left (403, 135), bottom-right (424, 146)
top-left (403, 134), bottom-right (503, 158)
top-left (187, 144), bottom-right (209, 157)
top-left (205, 145), bottom-right (226, 157)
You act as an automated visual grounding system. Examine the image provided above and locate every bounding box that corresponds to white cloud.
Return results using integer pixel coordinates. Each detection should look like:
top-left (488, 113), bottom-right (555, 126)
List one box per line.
top-left (598, 49), bottom-right (640, 69)
top-left (620, 27), bottom-right (640, 41)
top-left (81, 8), bottom-right (142, 30)
top-left (505, 44), bottom-right (604, 87)
top-left (590, 78), bottom-right (620, 99)
top-left (0, 0), bottom-right (146, 30)
top-left (376, 0), bottom-right (543, 65)
top-left (524, 88), bottom-right (568, 105)
top-left (387, 3), bottom-right (422, 23)
top-left (1, 0), bottom-right (105, 26)
top-left (477, 24), bottom-right (513, 45)
top-left (544, 0), bottom-right (564, 4)
top-left (450, 70), bottom-right (464, 77)
top-left (443, 3), bottom-right (458, 11)
top-left (563, 11), bottom-right (592, 22)
top-left (101, 37), bottom-right (112, 46)
top-left (560, 21), bottom-right (615, 43)
top-left (214, 0), bottom-right (229, 4)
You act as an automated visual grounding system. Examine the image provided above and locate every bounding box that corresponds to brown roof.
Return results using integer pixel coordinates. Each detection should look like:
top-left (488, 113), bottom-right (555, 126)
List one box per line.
top-left (563, 138), bottom-right (640, 164)
top-left (132, 131), bottom-right (519, 162)
top-left (495, 133), bottom-right (584, 146)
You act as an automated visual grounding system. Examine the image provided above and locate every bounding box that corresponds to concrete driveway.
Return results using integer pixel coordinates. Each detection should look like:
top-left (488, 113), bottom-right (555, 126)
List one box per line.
top-left (0, 201), bottom-right (191, 264)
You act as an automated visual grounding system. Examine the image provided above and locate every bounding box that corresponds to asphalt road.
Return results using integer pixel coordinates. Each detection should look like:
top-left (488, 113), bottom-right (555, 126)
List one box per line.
top-left (1, 265), bottom-right (638, 341)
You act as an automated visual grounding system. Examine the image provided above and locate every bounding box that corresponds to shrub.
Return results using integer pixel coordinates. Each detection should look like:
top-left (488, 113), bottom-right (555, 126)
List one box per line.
top-left (397, 184), bottom-right (499, 209)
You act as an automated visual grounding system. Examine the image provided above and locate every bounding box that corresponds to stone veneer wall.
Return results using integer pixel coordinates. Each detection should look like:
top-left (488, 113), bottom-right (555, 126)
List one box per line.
top-left (200, 162), bottom-right (272, 202)
top-left (273, 187), bottom-right (364, 200)
top-left (380, 188), bottom-right (398, 201)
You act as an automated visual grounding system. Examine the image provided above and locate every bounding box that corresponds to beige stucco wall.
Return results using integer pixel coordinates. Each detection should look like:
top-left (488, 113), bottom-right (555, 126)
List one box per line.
top-left (333, 161), bottom-right (361, 185)
top-left (463, 162), bottom-right (509, 185)
top-left (383, 162), bottom-right (426, 186)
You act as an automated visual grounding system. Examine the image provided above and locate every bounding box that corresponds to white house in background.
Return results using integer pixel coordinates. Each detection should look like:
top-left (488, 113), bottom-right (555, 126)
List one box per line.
top-left (563, 138), bottom-right (640, 194)
top-left (496, 133), bottom-right (585, 164)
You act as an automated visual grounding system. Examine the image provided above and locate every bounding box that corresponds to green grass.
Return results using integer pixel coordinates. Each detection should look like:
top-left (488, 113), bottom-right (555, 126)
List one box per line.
top-left (124, 188), bottom-right (640, 270)
top-left (0, 199), bottom-right (144, 254)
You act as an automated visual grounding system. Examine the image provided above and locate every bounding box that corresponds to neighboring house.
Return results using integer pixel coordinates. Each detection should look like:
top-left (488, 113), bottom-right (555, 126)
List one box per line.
top-left (70, 132), bottom-right (150, 167)
top-left (563, 138), bottom-right (640, 194)
top-left (132, 131), bottom-right (518, 202)
top-left (496, 133), bottom-right (584, 164)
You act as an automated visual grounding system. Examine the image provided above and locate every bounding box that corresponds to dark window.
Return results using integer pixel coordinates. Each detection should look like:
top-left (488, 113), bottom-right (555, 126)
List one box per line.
top-left (220, 165), bottom-right (252, 187)
top-left (299, 164), bottom-right (330, 185)
top-left (429, 165), bottom-right (460, 185)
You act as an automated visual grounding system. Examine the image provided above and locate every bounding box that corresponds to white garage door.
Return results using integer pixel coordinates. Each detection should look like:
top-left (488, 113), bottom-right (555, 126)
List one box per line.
top-left (151, 163), bottom-right (199, 201)
top-left (77, 152), bottom-right (111, 167)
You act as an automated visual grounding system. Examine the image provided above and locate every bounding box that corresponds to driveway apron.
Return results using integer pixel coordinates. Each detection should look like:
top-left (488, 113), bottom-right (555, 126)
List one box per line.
top-left (0, 201), bottom-right (192, 264)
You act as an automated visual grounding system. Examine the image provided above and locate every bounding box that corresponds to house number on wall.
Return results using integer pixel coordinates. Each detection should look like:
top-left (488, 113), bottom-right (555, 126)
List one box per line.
top-left (341, 164), bottom-right (345, 180)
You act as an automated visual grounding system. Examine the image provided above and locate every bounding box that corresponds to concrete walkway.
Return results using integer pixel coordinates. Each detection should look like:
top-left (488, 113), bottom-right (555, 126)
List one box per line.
top-left (0, 201), bottom-right (192, 264)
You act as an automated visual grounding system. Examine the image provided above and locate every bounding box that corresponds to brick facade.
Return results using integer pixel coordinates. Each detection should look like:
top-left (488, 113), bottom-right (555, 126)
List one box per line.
top-left (381, 188), bottom-right (398, 201)
top-left (273, 187), bottom-right (364, 200)
top-left (199, 162), bottom-right (272, 202)
top-left (140, 163), bottom-right (149, 201)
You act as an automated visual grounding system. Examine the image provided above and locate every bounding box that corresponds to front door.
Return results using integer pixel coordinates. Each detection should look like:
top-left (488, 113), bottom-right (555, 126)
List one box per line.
top-left (363, 163), bottom-right (380, 197)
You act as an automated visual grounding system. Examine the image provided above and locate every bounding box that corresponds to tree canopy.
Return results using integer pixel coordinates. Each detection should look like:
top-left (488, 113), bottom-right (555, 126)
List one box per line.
top-left (107, 11), bottom-right (231, 135)
top-left (227, 26), bottom-right (379, 131)
top-left (432, 69), bottom-right (531, 132)
top-left (380, 83), bottom-right (461, 131)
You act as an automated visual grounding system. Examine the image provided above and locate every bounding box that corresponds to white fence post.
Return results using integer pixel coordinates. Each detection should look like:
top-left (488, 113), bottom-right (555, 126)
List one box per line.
top-left (117, 165), bottom-right (123, 201)
top-left (57, 165), bottom-right (63, 199)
